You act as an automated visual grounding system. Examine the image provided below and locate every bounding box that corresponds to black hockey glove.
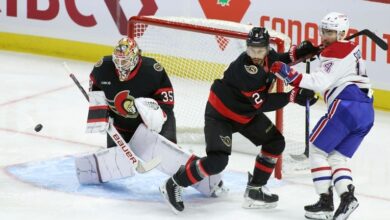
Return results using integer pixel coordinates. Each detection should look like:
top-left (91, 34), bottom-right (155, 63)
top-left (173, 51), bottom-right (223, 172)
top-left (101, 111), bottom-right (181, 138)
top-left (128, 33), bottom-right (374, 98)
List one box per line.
top-left (289, 87), bottom-right (318, 106)
top-left (295, 40), bottom-right (319, 59)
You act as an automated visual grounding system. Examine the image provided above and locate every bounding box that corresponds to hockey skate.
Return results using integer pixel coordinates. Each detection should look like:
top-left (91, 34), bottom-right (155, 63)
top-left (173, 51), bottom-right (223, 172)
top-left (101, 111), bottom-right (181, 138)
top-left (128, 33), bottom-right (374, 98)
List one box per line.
top-left (159, 177), bottom-right (184, 214)
top-left (304, 187), bottom-right (334, 220)
top-left (333, 185), bottom-right (359, 220)
top-left (242, 173), bottom-right (278, 209)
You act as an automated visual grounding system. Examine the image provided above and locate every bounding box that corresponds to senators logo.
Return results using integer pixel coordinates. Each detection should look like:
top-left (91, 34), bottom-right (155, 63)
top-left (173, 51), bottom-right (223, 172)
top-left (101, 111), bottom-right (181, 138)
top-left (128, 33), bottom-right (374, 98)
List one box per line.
top-left (108, 90), bottom-right (139, 118)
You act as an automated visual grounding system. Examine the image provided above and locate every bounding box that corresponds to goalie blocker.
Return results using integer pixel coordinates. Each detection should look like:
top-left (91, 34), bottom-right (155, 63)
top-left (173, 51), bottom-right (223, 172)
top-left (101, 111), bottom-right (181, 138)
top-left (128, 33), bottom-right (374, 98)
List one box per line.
top-left (76, 123), bottom-right (226, 197)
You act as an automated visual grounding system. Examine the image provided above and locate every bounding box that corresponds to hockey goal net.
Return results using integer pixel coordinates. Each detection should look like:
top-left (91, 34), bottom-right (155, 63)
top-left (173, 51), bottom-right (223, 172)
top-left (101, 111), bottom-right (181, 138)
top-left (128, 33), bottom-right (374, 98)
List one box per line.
top-left (128, 16), bottom-right (306, 179)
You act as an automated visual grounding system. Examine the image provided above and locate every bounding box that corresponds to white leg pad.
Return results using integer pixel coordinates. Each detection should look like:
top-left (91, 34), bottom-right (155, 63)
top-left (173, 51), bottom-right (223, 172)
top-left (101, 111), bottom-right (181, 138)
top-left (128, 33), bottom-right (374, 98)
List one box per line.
top-left (129, 124), bottom-right (223, 196)
top-left (75, 147), bottom-right (136, 184)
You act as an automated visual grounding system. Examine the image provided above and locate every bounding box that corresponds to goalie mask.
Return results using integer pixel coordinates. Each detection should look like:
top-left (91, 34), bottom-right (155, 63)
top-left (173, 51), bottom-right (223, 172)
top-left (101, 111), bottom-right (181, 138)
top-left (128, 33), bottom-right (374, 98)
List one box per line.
top-left (112, 37), bottom-right (140, 81)
top-left (320, 12), bottom-right (350, 41)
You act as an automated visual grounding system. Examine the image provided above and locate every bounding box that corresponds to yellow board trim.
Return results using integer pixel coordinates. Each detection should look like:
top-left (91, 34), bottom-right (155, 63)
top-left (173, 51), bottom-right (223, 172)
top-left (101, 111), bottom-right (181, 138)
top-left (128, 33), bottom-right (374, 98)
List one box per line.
top-left (373, 89), bottom-right (390, 111)
top-left (0, 32), bottom-right (112, 62)
top-left (1, 32), bottom-right (389, 111)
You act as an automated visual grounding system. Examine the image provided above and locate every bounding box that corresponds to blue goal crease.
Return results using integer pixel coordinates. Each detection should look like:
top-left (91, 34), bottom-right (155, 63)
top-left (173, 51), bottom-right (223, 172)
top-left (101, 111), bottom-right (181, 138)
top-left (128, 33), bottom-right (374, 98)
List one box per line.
top-left (6, 156), bottom-right (282, 202)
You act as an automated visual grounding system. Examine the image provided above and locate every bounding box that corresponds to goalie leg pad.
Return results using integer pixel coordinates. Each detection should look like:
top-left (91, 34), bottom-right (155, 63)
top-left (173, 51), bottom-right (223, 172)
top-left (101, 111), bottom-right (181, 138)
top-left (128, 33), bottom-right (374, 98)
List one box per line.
top-left (75, 146), bottom-right (136, 184)
top-left (129, 124), bottom-right (224, 196)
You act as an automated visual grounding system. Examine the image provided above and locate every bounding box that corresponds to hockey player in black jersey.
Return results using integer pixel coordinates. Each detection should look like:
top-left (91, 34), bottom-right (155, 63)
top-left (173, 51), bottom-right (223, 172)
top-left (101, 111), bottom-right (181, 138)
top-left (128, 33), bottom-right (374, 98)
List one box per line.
top-left (77, 37), bottom-right (228, 195)
top-left (87, 37), bottom-right (176, 146)
top-left (160, 27), bottom-right (318, 213)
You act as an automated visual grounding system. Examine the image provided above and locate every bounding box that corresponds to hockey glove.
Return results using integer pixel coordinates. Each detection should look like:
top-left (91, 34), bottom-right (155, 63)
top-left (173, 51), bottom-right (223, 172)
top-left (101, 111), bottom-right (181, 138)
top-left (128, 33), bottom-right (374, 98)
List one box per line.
top-left (289, 40), bottom-right (319, 62)
top-left (134, 97), bottom-right (167, 133)
top-left (270, 61), bottom-right (302, 87)
top-left (289, 87), bottom-right (318, 106)
top-left (86, 91), bottom-right (109, 133)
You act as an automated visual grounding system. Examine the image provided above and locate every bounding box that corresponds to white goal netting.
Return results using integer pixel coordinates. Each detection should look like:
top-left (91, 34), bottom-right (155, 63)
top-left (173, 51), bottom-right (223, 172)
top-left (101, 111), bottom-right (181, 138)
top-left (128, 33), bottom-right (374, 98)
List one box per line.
top-left (128, 16), bottom-right (308, 177)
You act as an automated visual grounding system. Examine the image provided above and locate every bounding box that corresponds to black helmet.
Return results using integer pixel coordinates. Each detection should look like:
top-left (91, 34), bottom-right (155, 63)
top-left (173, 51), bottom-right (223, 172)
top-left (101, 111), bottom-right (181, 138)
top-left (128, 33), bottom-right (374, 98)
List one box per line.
top-left (246, 27), bottom-right (270, 47)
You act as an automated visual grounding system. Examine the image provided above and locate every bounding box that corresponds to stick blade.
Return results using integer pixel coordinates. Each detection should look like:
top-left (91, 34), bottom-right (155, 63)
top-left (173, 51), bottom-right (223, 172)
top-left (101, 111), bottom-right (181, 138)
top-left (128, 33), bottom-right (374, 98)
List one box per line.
top-left (135, 156), bottom-right (162, 173)
top-left (289, 153), bottom-right (308, 161)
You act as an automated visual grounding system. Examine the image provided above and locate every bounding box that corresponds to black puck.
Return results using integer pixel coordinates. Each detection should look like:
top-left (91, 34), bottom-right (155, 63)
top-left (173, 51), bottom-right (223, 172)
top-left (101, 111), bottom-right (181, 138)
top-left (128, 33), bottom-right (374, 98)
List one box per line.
top-left (34, 124), bottom-right (43, 132)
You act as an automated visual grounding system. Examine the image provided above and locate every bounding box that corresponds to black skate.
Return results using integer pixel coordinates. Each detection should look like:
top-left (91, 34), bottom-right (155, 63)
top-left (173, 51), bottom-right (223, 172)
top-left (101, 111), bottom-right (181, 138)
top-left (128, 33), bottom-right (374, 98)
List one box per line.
top-left (304, 187), bottom-right (334, 220)
top-left (333, 185), bottom-right (359, 220)
top-left (242, 173), bottom-right (278, 209)
top-left (159, 177), bottom-right (184, 214)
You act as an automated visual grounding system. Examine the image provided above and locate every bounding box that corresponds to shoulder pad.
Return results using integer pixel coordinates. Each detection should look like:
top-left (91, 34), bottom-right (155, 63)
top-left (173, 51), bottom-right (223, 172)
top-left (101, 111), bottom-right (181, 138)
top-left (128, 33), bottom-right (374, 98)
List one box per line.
top-left (94, 56), bottom-right (112, 68)
top-left (94, 59), bottom-right (103, 67)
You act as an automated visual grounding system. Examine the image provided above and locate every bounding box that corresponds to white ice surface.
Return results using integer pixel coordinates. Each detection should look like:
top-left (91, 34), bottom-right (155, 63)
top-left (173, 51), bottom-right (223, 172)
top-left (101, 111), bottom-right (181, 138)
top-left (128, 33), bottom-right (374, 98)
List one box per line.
top-left (0, 51), bottom-right (389, 220)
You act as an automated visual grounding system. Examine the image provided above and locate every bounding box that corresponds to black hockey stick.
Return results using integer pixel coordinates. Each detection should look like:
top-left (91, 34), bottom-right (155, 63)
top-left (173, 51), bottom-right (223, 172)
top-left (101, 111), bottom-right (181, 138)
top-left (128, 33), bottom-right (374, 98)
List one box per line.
top-left (345, 29), bottom-right (388, 50)
top-left (290, 61), bottom-right (311, 161)
top-left (289, 29), bottom-right (388, 67)
top-left (63, 62), bottom-right (161, 173)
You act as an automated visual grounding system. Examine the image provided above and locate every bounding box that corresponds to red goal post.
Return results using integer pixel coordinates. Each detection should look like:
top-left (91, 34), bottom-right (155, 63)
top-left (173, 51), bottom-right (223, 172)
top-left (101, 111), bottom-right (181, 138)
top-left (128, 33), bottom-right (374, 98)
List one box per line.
top-left (128, 16), bottom-right (292, 179)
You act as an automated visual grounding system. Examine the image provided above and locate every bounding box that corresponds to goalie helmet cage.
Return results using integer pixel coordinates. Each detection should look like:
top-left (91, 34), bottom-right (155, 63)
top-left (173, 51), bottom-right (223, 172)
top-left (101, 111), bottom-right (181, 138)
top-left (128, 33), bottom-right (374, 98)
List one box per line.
top-left (128, 16), bottom-right (295, 179)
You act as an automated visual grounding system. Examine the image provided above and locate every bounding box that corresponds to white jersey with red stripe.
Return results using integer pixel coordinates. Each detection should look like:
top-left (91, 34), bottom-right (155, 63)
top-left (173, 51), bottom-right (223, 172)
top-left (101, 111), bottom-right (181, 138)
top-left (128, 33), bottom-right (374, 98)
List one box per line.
top-left (299, 41), bottom-right (372, 106)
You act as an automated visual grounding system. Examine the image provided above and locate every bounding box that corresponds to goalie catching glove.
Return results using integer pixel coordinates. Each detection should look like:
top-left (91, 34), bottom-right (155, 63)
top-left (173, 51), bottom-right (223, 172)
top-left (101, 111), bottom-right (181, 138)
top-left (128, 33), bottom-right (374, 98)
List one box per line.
top-left (86, 91), bottom-right (166, 133)
top-left (134, 97), bottom-right (167, 133)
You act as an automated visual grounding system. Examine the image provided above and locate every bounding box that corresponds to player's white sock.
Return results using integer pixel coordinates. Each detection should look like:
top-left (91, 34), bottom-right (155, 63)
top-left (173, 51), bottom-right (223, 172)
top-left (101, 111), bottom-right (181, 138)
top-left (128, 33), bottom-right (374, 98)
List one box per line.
top-left (329, 151), bottom-right (353, 196)
top-left (309, 144), bottom-right (332, 194)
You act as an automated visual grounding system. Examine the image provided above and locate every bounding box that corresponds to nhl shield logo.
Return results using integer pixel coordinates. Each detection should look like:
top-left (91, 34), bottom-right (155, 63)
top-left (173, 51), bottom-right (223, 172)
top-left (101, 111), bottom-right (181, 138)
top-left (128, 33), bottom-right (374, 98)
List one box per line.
top-left (245, 65), bottom-right (258, 74)
top-left (219, 135), bottom-right (232, 147)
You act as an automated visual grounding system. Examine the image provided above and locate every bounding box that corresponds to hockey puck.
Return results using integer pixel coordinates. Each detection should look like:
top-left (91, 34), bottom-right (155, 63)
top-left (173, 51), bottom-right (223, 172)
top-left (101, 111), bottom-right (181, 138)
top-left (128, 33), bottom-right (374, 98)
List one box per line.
top-left (34, 124), bottom-right (43, 132)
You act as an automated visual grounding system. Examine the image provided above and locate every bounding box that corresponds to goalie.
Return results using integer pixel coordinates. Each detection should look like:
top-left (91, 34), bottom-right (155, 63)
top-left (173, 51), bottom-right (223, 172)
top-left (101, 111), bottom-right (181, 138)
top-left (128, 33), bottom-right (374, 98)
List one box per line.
top-left (75, 37), bottom-right (226, 197)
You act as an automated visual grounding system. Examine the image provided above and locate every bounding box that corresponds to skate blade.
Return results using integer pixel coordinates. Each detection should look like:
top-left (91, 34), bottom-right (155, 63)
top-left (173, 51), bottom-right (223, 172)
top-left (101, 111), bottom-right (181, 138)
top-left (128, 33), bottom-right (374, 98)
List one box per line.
top-left (159, 184), bottom-right (180, 215)
top-left (334, 201), bottom-right (359, 220)
top-left (304, 211), bottom-right (333, 220)
top-left (242, 198), bottom-right (277, 209)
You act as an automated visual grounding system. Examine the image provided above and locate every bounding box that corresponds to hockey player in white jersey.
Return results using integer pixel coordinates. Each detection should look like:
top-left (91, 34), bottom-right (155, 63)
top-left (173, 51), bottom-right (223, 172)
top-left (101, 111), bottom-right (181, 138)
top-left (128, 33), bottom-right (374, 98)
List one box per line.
top-left (271, 12), bottom-right (374, 220)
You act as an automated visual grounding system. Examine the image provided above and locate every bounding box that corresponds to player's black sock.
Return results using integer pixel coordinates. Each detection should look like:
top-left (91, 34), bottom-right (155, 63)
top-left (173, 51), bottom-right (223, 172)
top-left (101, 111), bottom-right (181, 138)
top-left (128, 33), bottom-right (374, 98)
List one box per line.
top-left (174, 152), bottom-right (228, 187)
top-left (251, 154), bottom-right (277, 186)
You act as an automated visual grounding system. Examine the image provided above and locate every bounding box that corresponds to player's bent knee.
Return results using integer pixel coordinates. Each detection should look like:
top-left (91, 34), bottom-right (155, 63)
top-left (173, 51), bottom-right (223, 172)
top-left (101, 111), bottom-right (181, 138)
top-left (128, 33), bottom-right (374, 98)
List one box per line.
top-left (262, 136), bottom-right (285, 156)
top-left (201, 151), bottom-right (229, 175)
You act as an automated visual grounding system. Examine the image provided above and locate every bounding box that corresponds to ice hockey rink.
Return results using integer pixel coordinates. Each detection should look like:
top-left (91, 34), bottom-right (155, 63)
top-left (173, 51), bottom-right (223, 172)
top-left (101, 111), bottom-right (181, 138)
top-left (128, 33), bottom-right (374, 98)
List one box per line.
top-left (1, 50), bottom-right (390, 220)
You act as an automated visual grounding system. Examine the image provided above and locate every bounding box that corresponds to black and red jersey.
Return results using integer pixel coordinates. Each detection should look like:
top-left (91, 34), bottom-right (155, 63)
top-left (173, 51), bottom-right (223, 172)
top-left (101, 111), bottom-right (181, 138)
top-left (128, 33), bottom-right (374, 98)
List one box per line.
top-left (207, 49), bottom-right (292, 124)
top-left (89, 55), bottom-right (174, 134)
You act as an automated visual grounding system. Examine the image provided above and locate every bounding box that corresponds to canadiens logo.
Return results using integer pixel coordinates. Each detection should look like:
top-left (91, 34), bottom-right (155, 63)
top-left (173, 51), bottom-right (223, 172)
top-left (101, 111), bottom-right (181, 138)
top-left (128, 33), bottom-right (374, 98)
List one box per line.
top-left (219, 135), bottom-right (232, 147)
top-left (153, 62), bottom-right (164, 72)
top-left (244, 65), bottom-right (258, 74)
top-left (108, 90), bottom-right (139, 118)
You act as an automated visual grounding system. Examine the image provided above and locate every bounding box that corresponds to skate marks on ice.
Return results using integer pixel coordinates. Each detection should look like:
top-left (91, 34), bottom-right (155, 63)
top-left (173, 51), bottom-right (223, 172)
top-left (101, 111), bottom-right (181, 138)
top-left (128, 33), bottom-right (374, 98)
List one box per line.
top-left (5, 156), bottom-right (282, 203)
